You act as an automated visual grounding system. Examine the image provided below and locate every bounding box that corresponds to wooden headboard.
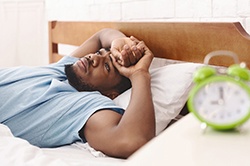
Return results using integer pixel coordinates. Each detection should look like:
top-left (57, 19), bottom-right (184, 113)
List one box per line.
top-left (48, 21), bottom-right (250, 67)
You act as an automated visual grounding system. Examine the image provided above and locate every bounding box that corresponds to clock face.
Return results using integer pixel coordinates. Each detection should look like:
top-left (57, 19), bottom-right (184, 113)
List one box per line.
top-left (192, 81), bottom-right (250, 126)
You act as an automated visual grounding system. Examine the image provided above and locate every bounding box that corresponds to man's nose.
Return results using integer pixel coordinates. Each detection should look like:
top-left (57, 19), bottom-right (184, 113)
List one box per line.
top-left (91, 53), bottom-right (107, 67)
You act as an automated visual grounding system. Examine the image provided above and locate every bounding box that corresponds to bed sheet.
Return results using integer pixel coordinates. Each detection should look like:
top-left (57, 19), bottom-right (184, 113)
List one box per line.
top-left (0, 124), bottom-right (125, 166)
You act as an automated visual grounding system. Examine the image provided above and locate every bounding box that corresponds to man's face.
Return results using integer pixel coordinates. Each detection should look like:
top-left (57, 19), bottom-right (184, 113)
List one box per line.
top-left (69, 48), bottom-right (122, 94)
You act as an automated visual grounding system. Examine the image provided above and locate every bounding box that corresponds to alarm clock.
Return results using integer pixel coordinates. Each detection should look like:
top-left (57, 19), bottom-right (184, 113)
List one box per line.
top-left (187, 51), bottom-right (250, 130)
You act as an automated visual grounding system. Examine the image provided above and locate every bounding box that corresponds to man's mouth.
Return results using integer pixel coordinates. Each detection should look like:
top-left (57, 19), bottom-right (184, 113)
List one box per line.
top-left (77, 58), bottom-right (89, 73)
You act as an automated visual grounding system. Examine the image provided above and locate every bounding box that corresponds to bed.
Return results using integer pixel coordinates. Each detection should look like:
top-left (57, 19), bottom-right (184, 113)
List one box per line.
top-left (1, 21), bottom-right (250, 166)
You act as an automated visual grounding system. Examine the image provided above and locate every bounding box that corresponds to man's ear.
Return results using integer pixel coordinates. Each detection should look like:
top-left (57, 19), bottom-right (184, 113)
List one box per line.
top-left (106, 91), bottom-right (120, 100)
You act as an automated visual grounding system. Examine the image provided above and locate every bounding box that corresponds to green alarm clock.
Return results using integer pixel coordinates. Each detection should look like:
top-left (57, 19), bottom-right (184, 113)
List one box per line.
top-left (187, 51), bottom-right (250, 130)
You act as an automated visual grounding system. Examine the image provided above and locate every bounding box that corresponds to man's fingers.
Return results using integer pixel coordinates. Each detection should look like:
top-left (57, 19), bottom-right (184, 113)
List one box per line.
top-left (132, 46), bottom-right (143, 62)
top-left (111, 38), bottom-right (146, 67)
top-left (130, 36), bottom-right (140, 43)
top-left (120, 50), bottom-right (131, 67)
top-left (110, 54), bottom-right (121, 69)
top-left (110, 48), bottom-right (121, 59)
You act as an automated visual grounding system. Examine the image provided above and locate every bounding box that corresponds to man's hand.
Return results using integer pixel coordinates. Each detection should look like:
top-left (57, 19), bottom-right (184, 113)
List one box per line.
top-left (111, 36), bottom-right (144, 67)
top-left (111, 40), bottom-right (154, 79)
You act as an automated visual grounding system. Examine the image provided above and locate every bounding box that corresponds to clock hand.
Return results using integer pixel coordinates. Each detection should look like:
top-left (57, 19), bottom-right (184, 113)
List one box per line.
top-left (219, 86), bottom-right (224, 100)
top-left (211, 99), bottom-right (224, 105)
top-left (211, 100), bottom-right (219, 105)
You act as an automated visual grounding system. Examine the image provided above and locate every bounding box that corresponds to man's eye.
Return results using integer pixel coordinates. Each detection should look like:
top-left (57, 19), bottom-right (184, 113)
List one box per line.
top-left (105, 63), bottom-right (110, 72)
top-left (96, 51), bottom-right (101, 55)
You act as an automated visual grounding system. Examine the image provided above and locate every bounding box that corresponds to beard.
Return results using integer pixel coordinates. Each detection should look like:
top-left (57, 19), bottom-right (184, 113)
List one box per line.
top-left (64, 64), bottom-right (96, 92)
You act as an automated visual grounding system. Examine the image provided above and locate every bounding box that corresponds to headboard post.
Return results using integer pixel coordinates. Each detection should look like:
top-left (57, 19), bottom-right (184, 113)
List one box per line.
top-left (48, 21), bottom-right (61, 63)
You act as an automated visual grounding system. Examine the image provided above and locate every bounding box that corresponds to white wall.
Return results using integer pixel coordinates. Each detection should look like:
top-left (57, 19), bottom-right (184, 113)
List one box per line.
top-left (0, 0), bottom-right (47, 67)
top-left (45, 0), bottom-right (250, 34)
top-left (1, 0), bottom-right (250, 67)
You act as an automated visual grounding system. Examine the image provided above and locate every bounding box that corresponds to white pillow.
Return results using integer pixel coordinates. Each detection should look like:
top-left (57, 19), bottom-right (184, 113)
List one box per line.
top-left (113, 62), bottom-right (204, 135)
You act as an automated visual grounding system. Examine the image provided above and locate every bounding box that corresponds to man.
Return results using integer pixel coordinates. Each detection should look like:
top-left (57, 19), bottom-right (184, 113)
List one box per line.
top-left (0, 28), bottom-right (155, 159)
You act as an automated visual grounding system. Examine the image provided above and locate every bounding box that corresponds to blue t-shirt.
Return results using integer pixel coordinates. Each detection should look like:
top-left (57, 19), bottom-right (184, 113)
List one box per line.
top-left (0, 56), bottom-right (124, 148)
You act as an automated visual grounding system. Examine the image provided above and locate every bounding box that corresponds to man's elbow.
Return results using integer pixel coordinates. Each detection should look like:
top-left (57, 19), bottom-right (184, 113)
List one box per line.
top-left (108, 135), bottom-right (154, 159)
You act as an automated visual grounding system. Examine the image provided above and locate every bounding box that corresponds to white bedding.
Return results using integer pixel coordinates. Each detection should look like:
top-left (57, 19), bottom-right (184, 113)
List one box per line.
top-left (0, 124), bottom-right (125, 166)
top-left (0, 58), bottom-right (203, 165)
top-left (0, 57), bottom-right (170, 166)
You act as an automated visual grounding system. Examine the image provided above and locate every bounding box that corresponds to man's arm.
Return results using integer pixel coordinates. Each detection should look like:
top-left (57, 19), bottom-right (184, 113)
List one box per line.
top-left (70, 28), bottom-right (143, 67)
top-left (82, 41), bottom-right (155, 159)
top-left (70, 28), bottom-right (126, 58)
